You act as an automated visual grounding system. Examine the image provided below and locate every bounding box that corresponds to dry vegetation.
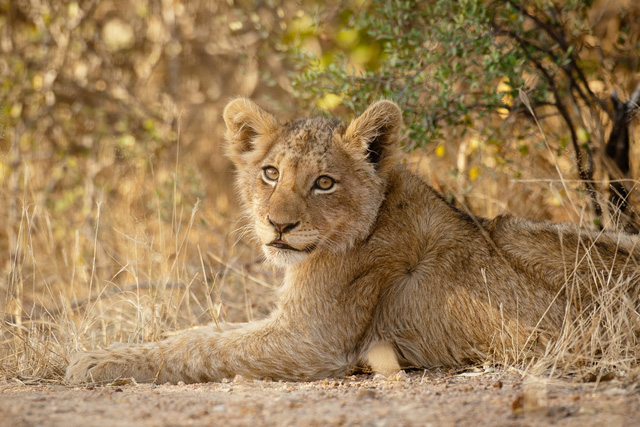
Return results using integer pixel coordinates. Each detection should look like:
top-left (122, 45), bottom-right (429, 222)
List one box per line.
top-left (1, 0), bottom-right (639, 387)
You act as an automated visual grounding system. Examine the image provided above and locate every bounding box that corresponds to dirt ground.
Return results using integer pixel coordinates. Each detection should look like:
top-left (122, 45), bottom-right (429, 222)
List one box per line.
top-left (1, 370), bottom-right (639, 427)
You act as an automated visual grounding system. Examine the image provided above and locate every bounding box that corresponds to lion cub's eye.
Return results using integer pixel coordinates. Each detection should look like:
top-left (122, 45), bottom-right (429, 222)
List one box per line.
top-left (262, 166), bottom-right (279, 184)
top-left (314, 175), bottom-right (335, 192)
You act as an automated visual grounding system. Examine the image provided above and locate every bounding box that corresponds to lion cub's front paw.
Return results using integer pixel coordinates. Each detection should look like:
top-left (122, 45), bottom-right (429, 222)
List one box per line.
top-left (65, 349), bottom-right (129, 385)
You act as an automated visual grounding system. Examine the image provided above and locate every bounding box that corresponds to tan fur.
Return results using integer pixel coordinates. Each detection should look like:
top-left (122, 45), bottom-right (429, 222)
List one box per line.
top-left (66, 99), bottom-right (640, 384)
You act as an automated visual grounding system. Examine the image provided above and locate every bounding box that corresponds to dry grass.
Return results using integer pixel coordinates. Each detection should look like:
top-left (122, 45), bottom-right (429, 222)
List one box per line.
top-left (0, 127), bottom-right (278, 383)
top-left (531, 262), bottom-right (640, 380)
top-left (489, 228), bottom-right (640, 382)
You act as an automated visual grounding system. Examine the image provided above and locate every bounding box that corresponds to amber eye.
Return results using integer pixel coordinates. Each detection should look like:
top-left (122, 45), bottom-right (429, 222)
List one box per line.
top-left (314, 175), bottom-right (335, 192)
top-left (262, 166), bottom-right (279, 183)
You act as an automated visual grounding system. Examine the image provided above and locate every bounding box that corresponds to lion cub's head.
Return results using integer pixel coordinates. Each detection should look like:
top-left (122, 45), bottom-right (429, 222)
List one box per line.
top-left (223, 98), bottom-right (403, 266)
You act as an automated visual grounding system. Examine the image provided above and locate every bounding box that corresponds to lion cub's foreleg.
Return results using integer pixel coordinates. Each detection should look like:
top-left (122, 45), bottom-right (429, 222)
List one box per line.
top-left (65, 318), bottom-right (355, 384)
top-left (366, 340), bottom-right (401, 376)
top-left (65, 327), bottom-right (219, 384)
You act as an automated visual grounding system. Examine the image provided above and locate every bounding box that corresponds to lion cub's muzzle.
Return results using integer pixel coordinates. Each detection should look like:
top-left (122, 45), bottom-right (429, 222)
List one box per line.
top-left (265, 216), bottom-right (317, 253)
top-left (268, 217), bottom-right (300, 235)
top-left (266, 217), bottom-right (301, 251)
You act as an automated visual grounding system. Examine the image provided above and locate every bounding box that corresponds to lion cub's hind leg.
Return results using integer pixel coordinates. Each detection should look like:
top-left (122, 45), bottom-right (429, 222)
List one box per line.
top-left (366, 340), bottom-right (401, 376)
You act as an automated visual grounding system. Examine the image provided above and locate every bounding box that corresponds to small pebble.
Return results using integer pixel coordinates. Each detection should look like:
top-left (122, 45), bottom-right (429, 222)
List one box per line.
top-left (511, 394), bottom-right (525, 412)
top-left (356, 389), bottom-right (377, 400)
top-left (389, 371), bottom-right (409, 382)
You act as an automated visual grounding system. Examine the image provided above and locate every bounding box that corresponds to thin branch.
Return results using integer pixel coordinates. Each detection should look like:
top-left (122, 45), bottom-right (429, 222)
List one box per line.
top-left (491, 21), bottom-right (603, 221)
top-left (505, 0), bottom-right (609, 115)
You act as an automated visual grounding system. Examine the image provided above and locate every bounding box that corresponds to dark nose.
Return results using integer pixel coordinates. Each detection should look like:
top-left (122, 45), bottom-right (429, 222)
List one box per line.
top-left (268, 217), bottom-right (300, 234)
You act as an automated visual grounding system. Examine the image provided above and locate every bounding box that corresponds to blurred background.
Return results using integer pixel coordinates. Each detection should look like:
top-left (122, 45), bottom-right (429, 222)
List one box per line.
top-left (1, 0), bottom-right (639, 381)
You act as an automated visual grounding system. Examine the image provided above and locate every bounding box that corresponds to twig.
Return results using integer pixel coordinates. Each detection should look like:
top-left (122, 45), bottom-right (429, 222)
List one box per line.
top-left (207, 251), bottom-right (275, 289)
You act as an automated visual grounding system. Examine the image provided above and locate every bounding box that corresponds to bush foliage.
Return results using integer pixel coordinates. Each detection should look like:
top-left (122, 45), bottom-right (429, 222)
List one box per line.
top-left (292, 0), bottom-right (640, 227)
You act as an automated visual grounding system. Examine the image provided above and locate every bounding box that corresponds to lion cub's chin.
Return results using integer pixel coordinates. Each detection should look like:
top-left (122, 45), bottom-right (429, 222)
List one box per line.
top-left (263, 245), bottom-right (311, 267)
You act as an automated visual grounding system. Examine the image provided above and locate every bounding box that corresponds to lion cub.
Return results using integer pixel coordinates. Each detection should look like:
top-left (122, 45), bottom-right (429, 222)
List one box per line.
top-left (66, 99), bottom-right (640, 384)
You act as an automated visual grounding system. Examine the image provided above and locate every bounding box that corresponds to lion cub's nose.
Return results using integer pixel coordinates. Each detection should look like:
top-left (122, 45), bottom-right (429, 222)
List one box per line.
top-left (268, 217), bottom-right (300, 234)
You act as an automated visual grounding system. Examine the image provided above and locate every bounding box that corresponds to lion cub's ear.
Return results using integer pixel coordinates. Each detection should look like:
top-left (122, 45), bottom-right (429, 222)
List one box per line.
top-left (343, 100), bottom-right (403, 172)
top-left (223, 98), bottom-right (279, 166)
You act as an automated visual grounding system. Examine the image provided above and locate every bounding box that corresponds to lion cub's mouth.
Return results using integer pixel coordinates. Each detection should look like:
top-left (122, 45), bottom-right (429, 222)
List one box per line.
top-left (268, 240), bottom-right (298, 251)
top-left (267, 240), bottom-right (317, 253)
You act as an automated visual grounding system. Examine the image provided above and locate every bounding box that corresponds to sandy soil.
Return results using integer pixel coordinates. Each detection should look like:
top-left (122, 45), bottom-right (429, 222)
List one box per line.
top-left (1, 370), bottom-right (639, 427)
